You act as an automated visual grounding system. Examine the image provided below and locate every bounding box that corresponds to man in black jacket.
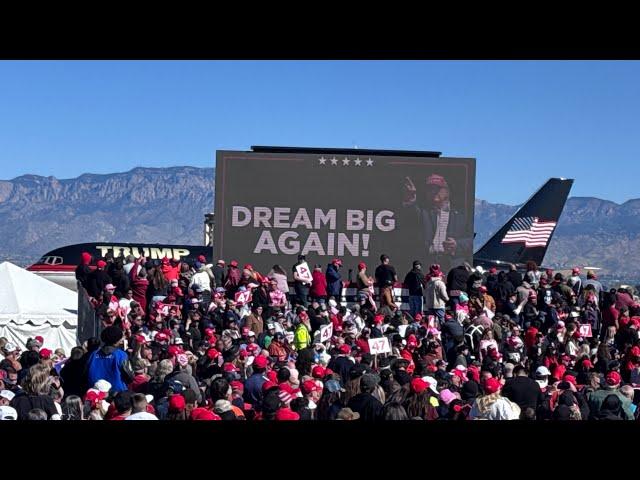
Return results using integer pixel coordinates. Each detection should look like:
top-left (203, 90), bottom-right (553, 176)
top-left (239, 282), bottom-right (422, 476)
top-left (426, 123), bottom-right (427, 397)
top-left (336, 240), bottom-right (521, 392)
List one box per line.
top-left (404, 261), bottom-right (426, 317)
top-left (501, 365), bottom-right (543, 413)
top-left (446, 263), bottom-right (471, 309)
top-left (347, 374), bottom-right (383, 421)
top-left (213, 260), bottom-right (226, 288)
top-left (87, 260), bottom-right (112, 298)
top-left (507, 264), bottom-right (523, 289)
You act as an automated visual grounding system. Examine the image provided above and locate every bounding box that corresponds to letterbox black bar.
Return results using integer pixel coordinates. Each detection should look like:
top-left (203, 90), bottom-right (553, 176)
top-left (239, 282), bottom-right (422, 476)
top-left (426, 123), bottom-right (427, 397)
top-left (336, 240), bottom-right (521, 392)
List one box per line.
top-left (250, 145), bottom-right (442, 158)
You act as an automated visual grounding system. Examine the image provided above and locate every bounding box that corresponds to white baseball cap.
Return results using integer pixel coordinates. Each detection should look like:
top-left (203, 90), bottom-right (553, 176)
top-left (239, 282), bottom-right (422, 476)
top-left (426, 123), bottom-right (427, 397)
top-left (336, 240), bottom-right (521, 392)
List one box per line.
top-left (2, 342), bottom-right (18, 353)
top-left (0, 390), bottom-right (15, 402)
top-left (0, 405), bottom-right (17, 420)
top-left (94, 380), bottom-right (112, 393)
top-left (535, 366), bottom-right (551, 376)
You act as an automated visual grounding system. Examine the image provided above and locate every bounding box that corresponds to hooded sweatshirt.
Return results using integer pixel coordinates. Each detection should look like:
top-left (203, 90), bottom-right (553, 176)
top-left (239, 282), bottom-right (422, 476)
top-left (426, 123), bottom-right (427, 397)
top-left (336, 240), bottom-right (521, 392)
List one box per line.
top-left (425, 276), bottom-right (449, 310)
top-left (190, 266), bottom-right (211, 292)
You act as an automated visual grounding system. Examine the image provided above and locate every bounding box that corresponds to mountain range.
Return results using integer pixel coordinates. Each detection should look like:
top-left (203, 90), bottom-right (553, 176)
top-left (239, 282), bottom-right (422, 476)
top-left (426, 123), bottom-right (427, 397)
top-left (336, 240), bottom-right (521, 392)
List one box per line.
top-left (0, 166), bottom-right (636, 284)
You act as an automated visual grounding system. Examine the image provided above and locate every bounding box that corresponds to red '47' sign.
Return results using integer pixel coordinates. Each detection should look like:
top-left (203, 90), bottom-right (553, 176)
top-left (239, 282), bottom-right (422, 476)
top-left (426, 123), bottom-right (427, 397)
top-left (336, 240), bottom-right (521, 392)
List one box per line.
top-left (579, 324), bottom-right (592, 338)
top-left (234, 290), bottom-right (252, 305)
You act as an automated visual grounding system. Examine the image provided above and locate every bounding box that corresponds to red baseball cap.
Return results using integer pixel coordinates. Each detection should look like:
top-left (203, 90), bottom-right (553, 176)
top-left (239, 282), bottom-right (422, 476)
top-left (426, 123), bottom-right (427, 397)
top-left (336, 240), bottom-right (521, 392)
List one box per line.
top-left (229, 260), bottom-right (239, 267)
top-left (301, 380), bottom-right (321, 395)
top-left (563, 374), bottom-right (577, 386)
top-left (262, 381), bottom-right (278, 393)
top-left (374, 315), bottom-right (384, 325)
top-left (484, 378), bottom-right (502, 394)
top-left (411, 378), bottom-right (429, 394)
top-left (223, 363), bottom-right (239, 373)
top-left (582, 359), bottom-right (594, 369)
top-left (358, 262), bottom-right (367, 270)
top-left (230, 380), bottom-right (244, 391)
top-left (197, 255), bottom-right (206, 263)
top-left (244, 264), bottom-right (253, 270)
top-left (167, 345), bottom-right (181, 358)
top-left (191, 407), bottom-right (220, 421)
top-left (96, 260), bottom-right (107, 268)
top-left (312, 365), bottom-right (326, 379)
top-left (35, 336), bottom-right (44, 344)
top-left (168, 394), bottom-right (186, 412)
top-left (275, 407), bottom-right (300, 421)
top-left (39, 348), bottom-right (52, 359)
top-left (339, 344), bottom-right (351, 354)
top-left (153, 332), bottom-right (168, 342)
top-left (206, 348), bottom-right (220, 360)
top-left (253, 355), bottom-right (268, 369)
top-left (606, 371), bottom-right (622, 386)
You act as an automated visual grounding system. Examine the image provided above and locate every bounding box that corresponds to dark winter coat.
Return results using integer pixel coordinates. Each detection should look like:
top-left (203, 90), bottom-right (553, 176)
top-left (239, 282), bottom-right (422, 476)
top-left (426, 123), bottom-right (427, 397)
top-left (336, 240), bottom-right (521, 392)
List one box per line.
top-left (325, 264), bottom-right (343, 298)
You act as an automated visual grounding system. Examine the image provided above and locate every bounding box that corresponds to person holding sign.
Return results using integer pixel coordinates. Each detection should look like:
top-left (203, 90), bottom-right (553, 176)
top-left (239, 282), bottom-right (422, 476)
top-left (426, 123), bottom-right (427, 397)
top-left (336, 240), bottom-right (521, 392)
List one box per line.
top-left (292, 254), bottom-right (312, 307)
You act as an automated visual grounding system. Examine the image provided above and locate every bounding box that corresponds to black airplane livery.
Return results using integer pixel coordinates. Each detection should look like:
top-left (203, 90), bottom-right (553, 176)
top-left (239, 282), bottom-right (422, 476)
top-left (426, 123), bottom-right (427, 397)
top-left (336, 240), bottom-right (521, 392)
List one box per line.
top-left (28, 178), bottom-right (573, 291)
top-left (473, 178), bottom-right (573, 270)
top-left (28, 243), bottom-right (211, 291)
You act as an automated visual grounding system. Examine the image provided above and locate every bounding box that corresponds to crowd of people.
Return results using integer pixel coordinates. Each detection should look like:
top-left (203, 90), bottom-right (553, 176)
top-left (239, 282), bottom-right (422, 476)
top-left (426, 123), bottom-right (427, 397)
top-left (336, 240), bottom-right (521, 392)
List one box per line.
top-left (1, 251), bottom-right (640, 421)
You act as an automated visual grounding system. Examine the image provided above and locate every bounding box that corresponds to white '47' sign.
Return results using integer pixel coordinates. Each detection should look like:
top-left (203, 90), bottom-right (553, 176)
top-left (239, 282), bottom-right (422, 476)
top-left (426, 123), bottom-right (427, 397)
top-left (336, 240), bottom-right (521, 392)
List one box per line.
top-left (368, 337), bottom-right (391, 355)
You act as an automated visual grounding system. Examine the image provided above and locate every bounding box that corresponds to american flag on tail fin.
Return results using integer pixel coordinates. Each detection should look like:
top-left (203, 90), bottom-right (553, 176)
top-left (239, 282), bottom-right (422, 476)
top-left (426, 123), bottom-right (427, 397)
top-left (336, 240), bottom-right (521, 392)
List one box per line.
top-left (500, 217), bottom-right (557, 248)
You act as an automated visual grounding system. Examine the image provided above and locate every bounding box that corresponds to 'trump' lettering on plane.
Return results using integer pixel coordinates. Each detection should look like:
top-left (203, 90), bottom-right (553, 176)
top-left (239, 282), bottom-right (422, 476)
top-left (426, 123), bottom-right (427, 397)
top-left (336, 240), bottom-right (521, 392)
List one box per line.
top-left (95, 246), bottom-right (191, 260)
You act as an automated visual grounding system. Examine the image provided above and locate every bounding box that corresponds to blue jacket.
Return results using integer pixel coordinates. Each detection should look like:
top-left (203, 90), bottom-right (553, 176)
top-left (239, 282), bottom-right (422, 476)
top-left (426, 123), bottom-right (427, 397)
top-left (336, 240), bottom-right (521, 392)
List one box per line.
top-left (326, 264), bottom-right (342, 298)
top-left (244, 372), bottom-right (267, 410)
top-left (86, 346), bottom-right (132, 392)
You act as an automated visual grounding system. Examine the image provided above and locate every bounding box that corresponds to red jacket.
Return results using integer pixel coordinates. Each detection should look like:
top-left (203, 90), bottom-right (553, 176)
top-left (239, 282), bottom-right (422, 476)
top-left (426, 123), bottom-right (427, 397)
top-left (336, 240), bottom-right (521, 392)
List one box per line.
top-left (355, 338), bottom-right (370, 354)
top-left (161, 263), bottom-right (180, 282)
top-left (310, 270), bottom-right (327, 297)
top-left (129, 259), bottom-right (149, 312)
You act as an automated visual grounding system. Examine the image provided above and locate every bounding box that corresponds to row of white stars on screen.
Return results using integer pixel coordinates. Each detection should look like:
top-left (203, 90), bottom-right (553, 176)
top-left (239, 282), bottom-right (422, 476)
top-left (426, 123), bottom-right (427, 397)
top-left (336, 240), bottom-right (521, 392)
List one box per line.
top-left (318, 156), bottom-right (374, 166)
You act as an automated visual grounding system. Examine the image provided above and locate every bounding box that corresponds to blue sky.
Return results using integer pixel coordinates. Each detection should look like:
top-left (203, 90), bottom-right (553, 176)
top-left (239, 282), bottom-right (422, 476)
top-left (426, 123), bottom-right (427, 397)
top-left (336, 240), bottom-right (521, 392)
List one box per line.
top-left (0, 60), bottom-right (638, 205)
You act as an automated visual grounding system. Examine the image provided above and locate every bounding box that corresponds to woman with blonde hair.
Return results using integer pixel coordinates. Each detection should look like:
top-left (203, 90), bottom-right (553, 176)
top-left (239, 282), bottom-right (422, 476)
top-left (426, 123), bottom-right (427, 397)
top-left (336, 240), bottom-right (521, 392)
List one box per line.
top-left (11, 364), bottom-right (57, 419)
top-left (469, 377), bottom-right (520, 420)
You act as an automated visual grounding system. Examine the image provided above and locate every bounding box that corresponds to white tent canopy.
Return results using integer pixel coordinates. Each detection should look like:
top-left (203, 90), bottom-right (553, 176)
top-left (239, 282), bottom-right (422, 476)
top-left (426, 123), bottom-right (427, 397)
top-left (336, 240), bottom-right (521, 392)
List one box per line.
top-left (0, 261), bottom-right (78, 354)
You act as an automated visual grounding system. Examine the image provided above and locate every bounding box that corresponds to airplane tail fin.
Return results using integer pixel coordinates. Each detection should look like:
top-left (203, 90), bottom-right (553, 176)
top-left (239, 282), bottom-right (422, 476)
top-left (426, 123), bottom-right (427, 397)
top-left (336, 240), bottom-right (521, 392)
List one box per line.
top-left (474, 178), bottom-right (573, 267)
